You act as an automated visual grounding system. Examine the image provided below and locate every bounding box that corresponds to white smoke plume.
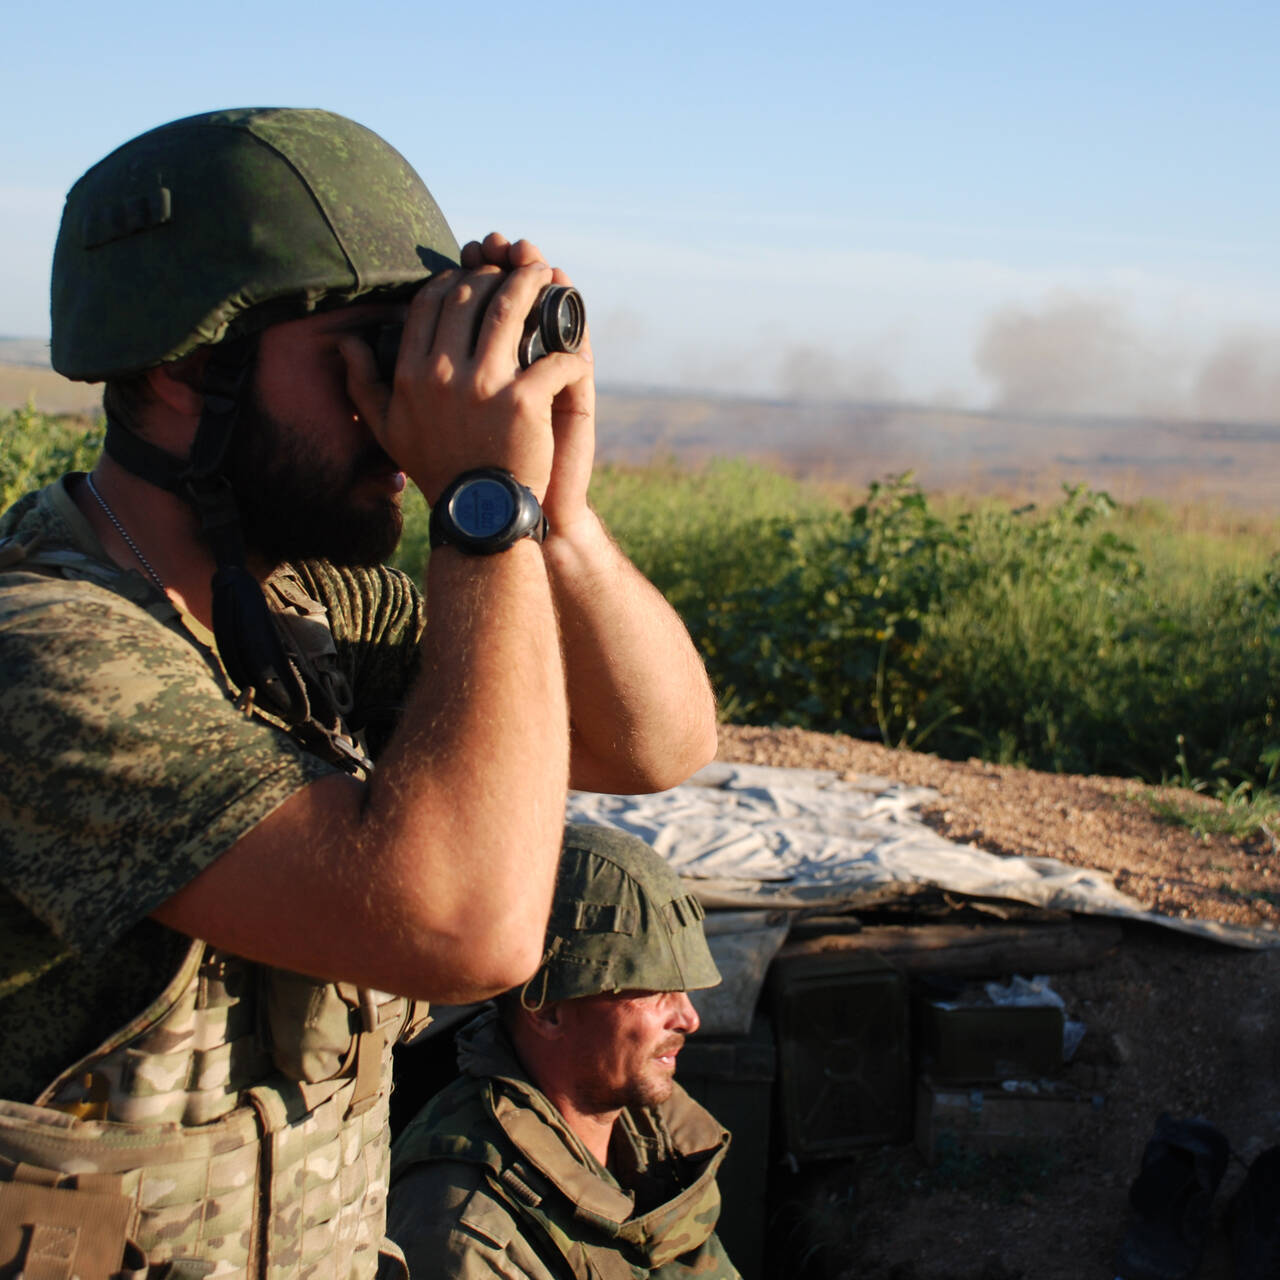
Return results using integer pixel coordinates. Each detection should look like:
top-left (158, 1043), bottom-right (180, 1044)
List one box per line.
top-left (976, 292), bottom-right (1280, 424)
top-left (1191, 333), bottom-right (1280, 423)
top-left (775, 345), bottom-right (900, 404)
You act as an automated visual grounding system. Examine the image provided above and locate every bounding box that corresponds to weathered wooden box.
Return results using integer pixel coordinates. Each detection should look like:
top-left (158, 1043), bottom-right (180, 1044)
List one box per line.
top-left (915, 1076), bottom-right (1104, 1162)
top-left (769, 949), bottom-right (911, 1156)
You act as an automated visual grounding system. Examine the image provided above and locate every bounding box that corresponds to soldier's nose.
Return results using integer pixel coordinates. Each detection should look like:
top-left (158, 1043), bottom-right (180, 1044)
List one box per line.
top-left (668, 991), bottom-right (699, 1035)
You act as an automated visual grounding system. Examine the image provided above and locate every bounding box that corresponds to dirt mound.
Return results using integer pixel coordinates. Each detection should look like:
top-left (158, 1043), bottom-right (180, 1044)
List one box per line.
top-left (716, 725), bottom-right (1280, 1279)
top-left (718, 724), bottom-right (1279, 932)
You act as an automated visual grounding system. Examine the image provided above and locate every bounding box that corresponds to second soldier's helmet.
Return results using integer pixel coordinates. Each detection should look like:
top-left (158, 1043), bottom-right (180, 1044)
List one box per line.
top-left (520, 825), bottom-right (722, 1009)
top-left (51, 107), bottom-right (461, 381)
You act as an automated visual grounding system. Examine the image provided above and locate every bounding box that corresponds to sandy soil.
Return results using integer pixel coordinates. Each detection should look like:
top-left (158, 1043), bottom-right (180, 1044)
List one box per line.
top-left (715, 725), bottom-right (1280, 1280)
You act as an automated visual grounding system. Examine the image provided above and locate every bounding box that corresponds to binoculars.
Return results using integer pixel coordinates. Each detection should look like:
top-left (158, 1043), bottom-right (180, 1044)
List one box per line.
top-left (368, 284), bottom-right (585, 381)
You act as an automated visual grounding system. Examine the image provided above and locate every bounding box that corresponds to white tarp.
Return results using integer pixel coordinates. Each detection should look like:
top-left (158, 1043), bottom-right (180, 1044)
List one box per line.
top-left (566, 761), bottom-right (1278, 1033)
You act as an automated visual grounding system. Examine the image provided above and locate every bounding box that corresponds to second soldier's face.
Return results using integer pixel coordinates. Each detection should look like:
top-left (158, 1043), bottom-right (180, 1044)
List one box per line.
top-left (559, 989), bottom-right (701, 1113)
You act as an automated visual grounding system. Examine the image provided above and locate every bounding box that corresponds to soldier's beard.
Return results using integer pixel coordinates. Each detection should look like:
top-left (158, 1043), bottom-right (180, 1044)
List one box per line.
top-left (621, 1073), bottom-right (677, 1110)
top-left (581, 1034), bottom-right (686, 1113)
top-left (227, 396), bottom-right (403, 568)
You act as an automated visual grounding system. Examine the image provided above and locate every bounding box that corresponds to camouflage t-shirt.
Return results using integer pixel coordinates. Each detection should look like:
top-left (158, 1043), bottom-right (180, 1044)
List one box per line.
top-left (0, 476), bottom-right (425, 1101)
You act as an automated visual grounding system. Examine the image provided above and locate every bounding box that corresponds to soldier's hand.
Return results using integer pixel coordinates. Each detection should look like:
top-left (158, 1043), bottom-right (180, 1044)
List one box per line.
top-left (342, 256), bottom-right (590, 506)
top-left (460, 234), bottom-right (599, 539)
top-left (541, 263), bottom-right (596, 541)
top-left (460, 232), bottom-right (546, 273)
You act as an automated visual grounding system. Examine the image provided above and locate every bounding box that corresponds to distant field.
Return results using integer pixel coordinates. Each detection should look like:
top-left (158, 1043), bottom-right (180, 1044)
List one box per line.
top-left (0, 363), bottom-right (100, 415)
top-left (0, 338), bottom-right (52, 367)
top-left (5, 358), bottom-right (1280, 510)
top-left (595, 392), bottom-right (1280, 512)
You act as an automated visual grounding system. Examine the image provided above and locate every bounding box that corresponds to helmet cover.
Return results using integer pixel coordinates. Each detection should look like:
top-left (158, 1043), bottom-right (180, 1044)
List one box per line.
top-left (51, 107), bottom-right (461, 380)
top-left (522, 825), bottom-right (721, 1007)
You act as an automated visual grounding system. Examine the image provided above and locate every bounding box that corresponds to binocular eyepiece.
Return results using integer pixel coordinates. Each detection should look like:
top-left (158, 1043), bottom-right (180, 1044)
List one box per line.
top-left (368, 284), bottom-right (585, 382)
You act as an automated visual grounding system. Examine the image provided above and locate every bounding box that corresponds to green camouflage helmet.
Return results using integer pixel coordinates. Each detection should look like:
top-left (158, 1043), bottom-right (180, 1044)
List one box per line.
top-left (521, 825), bottom-right (721, 1008)
top-left (51, 107), bottom-right (461, 381)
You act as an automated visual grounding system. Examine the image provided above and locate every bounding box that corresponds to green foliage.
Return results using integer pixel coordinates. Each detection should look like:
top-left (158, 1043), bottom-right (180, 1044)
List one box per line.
top-left (588, 457), bottom-right (831, 612)
top-left (594, 461), bottom-right (1280, 793)
top-left (1143, 737), bottom-right (1280, 844)
top-left (591, 465), bottom-right (958, 744)
top-left (1147, 788), bottom-right (1280, 844)
top-left (925, 489), bottom-right (1280, 784)
top-left (1, 404), bottom-right (103, 510)
top-left (389, 482), bottom-right (432, 579)
top-left (927, 490), bottom-right (1280, 782)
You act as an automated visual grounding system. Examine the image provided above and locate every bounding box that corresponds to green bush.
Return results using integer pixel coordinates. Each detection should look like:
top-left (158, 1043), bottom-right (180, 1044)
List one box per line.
top-left (677, 480), bottom-right (959, 744)
top-left (1, 404), bottom-right (102, 511)
top-left (594, 464), bottom-right (1280, 792)
top-left (920, 488), bottom-right (1280, 783)
top-left (390, 483), bottom-right (431, 580)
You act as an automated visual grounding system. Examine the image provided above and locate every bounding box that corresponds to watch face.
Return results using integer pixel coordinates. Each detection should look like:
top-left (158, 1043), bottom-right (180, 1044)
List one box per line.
top-left (450, 477), bottom-right (516, 538)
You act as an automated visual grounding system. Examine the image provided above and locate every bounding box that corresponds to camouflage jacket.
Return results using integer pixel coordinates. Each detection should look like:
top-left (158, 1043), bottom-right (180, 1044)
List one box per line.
top-left (387, 1011), bottom-right (740, 1280)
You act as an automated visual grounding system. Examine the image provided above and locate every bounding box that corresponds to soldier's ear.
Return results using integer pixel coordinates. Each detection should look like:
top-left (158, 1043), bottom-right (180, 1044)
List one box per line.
top-left (523, 1000), bottom-right (567, 1042)
top-left (143, 350), bottom-right (211, 416)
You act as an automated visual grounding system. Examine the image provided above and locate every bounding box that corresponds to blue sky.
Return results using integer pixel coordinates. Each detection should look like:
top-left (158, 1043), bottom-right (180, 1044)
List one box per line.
top-left (4, 1), bottom-right (1279, 416)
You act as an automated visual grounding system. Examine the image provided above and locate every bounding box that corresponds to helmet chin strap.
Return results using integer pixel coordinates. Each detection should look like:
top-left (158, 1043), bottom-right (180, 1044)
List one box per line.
top-left (102, 342), bottom-right (307, 724)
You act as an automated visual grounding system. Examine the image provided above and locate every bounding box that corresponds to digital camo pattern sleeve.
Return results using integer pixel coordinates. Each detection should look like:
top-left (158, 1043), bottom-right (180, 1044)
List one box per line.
top-left (0, 567), bottom-right (338, 957)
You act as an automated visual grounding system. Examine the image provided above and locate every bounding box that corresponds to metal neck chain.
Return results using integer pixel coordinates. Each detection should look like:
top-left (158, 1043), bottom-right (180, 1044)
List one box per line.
top-left (84, 473), bottom-right (167, 593)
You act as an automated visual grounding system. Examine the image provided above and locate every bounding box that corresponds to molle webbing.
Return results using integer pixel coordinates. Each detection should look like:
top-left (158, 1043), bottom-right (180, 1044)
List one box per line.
top-left (487, 1178), bottom-right (634, 1280)
top-left (262, 568), bottom-right (371, 774)
top-left (38, 943), bottom-right (267, 1127)
top-left (0, 940), bottom-right (410, 1279)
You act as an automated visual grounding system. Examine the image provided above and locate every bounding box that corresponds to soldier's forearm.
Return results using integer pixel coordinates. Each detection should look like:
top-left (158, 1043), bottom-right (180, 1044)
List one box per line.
top-left (543, 511), bottom-right (717, 795)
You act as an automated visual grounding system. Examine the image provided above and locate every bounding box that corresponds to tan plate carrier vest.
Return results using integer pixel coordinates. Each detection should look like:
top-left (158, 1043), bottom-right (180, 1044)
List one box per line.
top-left (0, 940), bottom-right (426, 1280)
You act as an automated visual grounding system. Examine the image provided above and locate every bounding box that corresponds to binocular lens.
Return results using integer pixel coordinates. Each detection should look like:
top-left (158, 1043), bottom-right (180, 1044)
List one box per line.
top-left (368, 282), bottom-right (585, 381)
top-left (543, 286), bottom-right (586, 353)
top-left (521, 285), bottom-right (585, 367)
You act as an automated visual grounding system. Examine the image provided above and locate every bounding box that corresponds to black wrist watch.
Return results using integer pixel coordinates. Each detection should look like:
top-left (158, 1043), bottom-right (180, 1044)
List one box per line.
top-left (428, 468), bottom-right (549, 555)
